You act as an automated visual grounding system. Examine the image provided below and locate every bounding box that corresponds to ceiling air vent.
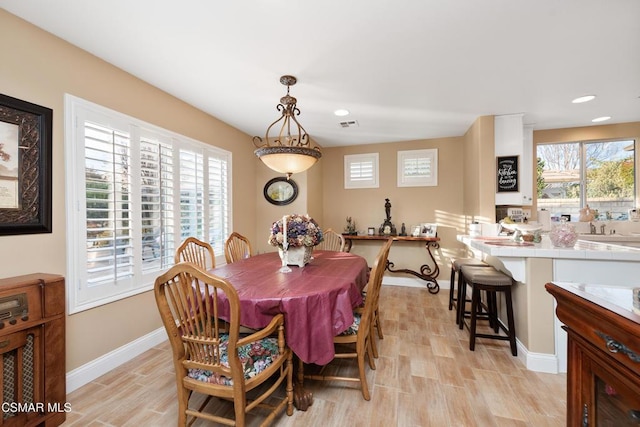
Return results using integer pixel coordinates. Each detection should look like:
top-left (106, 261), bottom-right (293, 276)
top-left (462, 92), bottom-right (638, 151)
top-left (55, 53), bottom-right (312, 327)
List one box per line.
top-left (339, 120), bottom-right (359, 128)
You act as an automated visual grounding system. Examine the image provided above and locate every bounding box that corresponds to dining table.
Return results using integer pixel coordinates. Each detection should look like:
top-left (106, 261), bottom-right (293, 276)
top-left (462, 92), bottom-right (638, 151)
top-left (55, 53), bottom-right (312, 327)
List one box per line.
top-left (208, 249), bottom-right (370, 365)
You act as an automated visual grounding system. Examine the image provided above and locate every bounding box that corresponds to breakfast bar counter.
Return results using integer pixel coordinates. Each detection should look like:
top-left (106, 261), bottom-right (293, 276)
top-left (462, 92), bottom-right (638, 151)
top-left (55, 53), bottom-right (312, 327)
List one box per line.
top-left (457, 234), bottom-right (640, 374)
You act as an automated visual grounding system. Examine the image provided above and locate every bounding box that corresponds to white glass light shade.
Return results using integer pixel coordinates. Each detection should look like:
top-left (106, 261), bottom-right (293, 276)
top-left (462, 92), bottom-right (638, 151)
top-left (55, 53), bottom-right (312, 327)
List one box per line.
top-left (255, 146), bottom-right (321, 175)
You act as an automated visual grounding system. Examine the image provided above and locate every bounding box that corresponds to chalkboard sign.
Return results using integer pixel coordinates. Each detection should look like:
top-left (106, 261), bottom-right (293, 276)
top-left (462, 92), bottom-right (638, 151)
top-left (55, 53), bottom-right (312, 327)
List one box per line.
top-left (496, 155), bottom-right (519, 192)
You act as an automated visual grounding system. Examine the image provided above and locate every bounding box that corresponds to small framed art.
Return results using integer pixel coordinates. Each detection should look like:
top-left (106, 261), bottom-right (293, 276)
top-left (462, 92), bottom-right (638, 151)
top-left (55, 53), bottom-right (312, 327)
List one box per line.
top-left (420, 223), bottom-right (437, 238)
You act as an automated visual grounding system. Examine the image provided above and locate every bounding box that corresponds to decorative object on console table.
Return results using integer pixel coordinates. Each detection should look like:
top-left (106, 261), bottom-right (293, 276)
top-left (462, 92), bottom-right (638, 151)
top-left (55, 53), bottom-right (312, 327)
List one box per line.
top-left (378, 198), bottom-right (397, 235)
top-left (420, 223), bottom-right (437, 238)
top-left (496, 155), bottom-right (519, 193)
top-left (0, 94), bottom-right (53, 235)
top-left (344, 216), bottom-right (357, 235)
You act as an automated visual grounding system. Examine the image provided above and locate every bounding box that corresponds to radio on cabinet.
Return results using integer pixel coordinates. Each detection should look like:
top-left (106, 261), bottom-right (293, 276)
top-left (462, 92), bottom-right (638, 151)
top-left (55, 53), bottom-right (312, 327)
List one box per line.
top-left (0, 274), bottom-right (65, 427)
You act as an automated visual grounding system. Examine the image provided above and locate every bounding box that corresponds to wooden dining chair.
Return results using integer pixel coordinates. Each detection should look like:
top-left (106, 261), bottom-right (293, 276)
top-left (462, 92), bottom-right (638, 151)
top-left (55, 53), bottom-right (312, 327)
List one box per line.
top-left (154, 262), bottom-right (294, 426)
top-left (299, 237), bottom-right (392, 400)
top-left (224, 232), bottom-right (253, 264)
top-left (316, 228), bottom-right (345, 252)
top-left (175, 237), bottom-right (215, 270)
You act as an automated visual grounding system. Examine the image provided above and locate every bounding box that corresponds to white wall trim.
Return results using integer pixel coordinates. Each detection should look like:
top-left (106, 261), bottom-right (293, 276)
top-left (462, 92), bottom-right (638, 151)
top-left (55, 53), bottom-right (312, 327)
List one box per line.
top-left (516, 338), bottom-right (561, 374)
top-left (66, 327), bottom-right (168, 393)
top-left (382, 275), bottom-right (448, 289)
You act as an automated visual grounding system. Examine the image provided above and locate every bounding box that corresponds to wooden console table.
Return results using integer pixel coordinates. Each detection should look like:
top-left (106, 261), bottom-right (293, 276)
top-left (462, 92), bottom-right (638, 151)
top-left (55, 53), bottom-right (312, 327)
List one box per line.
top-left (343, 235), bottom-right (440, 294)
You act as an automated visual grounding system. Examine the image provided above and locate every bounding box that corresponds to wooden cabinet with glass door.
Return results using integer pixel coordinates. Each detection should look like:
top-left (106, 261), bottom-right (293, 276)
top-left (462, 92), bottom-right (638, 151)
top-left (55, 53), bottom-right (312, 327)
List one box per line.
top-left (545, 282), bottom-right (640, 426)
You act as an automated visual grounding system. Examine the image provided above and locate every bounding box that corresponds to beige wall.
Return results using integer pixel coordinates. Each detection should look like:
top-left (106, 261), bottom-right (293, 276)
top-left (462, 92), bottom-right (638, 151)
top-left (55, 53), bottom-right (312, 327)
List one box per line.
top-left (0, 10), bottom-right (258, 371)
top-left (462, 116), bottom-right (496, 227)
top-left (320, 138), bottom-right (467, 278)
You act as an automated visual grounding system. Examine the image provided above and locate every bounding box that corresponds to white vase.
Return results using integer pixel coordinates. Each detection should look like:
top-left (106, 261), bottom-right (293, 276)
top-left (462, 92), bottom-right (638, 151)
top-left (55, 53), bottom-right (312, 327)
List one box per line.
top-left (279, 246), bottom-right (313, 267)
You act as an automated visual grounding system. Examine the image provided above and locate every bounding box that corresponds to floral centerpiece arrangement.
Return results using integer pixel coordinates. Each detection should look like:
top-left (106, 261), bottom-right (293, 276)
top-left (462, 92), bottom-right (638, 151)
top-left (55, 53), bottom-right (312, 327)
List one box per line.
top-left (268, 214), bottom-right (323, 249)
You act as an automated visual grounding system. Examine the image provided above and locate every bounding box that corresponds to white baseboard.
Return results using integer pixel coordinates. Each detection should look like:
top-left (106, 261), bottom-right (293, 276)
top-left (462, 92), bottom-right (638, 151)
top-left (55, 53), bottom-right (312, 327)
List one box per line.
top-left (516, 339), bottom-right (561, 374)
top-left (382, 275), bottom-right (449, 290)
top-left (66, 327), bottom-right (168, 393)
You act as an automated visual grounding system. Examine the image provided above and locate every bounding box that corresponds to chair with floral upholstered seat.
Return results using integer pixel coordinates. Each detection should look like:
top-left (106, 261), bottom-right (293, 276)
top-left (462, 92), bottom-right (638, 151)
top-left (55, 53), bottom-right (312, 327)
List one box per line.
top-left (154, 262), bottom-right (293, 426)
top-left (299, 237), bottom-right (392, 400)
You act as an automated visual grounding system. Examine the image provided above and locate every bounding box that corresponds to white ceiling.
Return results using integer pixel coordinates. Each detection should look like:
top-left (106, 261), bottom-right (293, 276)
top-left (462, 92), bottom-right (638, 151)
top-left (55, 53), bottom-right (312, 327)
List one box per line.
top-left (2, 0), bottom-right (639, 147)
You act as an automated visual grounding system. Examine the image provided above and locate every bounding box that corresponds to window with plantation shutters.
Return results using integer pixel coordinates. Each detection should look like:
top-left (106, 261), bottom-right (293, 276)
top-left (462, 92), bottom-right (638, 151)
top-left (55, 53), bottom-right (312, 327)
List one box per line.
top-left (84, 123), bottom-right (134, 287)
top-left (208, 156), bottom-right (229, 255)
top-left (397, 149), bottom-right (438, 187)
top-left (344, 153), bottom-right (379, 189)
top-left (65, 95), bottom-right (231, 313)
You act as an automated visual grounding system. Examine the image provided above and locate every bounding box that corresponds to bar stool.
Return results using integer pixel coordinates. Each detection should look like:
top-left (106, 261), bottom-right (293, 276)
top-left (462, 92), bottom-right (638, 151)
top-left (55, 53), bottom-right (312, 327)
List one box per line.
top-left (458, 265), bottom-right (517, 356)
top-left (449, 258), bottom-right (490, 323)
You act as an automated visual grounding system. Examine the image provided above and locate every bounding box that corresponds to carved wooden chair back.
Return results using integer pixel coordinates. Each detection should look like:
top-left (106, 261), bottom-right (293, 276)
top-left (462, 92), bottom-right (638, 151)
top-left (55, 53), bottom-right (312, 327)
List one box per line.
top-left (224, 232), bottom-right (253, 264)
top-left (174, 237), bottom-right (215, 270)
top-left (316, 228), bottom-right (345, 252)
top-left (154, 262), bottom-right (294, 426)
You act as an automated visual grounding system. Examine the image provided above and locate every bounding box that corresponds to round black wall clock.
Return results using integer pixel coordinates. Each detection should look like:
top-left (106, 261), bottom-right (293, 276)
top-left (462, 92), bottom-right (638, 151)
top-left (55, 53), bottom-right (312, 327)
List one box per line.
top-left (263, 177), bottom-right (298, 206)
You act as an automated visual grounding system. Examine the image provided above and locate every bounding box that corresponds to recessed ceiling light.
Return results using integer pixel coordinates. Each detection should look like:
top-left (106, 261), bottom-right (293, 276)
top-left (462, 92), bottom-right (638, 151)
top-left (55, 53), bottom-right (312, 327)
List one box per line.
top-left (572, 95), bottom-right (596, 104)
top-left (334, 109), bottom-right (350, 117)
top-left (591, 116), bottom-right (611, 123)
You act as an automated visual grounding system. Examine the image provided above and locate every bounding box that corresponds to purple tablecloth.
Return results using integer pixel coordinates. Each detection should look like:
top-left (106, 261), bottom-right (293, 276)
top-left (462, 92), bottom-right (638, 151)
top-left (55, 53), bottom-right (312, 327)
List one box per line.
top-left (209, 250), bottom-right (369, 364)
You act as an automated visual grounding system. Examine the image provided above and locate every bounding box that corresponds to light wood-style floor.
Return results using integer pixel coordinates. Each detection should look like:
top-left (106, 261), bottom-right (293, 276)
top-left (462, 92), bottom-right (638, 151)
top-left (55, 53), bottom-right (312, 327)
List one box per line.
top-left (61, 286), bottom-right (566, 426)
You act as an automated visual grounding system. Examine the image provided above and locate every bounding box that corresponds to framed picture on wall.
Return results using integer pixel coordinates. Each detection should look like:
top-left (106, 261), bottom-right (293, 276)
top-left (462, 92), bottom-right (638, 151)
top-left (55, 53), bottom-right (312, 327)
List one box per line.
top-left (496, 155), bottom-right (519, 193)
top-left (0, 94), bottom-right (52, 235)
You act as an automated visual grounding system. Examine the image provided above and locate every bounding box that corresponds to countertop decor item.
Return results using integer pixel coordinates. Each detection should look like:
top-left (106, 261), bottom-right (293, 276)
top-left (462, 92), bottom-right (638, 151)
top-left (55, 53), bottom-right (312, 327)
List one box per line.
top-left (549, 218), bottom-right (578, 248)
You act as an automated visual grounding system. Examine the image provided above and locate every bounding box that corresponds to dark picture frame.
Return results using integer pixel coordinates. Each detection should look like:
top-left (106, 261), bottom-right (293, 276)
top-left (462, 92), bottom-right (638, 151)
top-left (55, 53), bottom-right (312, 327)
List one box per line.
top-left (496, 155), bottom-right (519, 193)
top-left (0, 94), bottom-right (53, 235)
top-left (263, 177), bottom-right (298, 206)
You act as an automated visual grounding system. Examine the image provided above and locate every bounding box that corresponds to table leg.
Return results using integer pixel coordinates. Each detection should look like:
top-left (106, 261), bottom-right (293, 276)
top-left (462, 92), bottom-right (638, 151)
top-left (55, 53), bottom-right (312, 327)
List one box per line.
top-left (386, 241), bottom-right (440, 294)
top-left (293, 356), bottom-right (313, 411)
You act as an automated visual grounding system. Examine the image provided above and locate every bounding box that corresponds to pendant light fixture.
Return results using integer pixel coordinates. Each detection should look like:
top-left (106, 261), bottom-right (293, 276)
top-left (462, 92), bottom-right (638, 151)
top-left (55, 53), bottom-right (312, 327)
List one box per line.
top-left (253, 75), bottom-right (322, 179)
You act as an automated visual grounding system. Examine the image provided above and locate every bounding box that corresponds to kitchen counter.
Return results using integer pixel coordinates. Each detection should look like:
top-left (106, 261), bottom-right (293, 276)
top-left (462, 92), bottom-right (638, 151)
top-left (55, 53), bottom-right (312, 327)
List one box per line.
top-left (459, 234), bottom-right (640, 261)
top-left (457, 233), bottom-right (640, 374)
